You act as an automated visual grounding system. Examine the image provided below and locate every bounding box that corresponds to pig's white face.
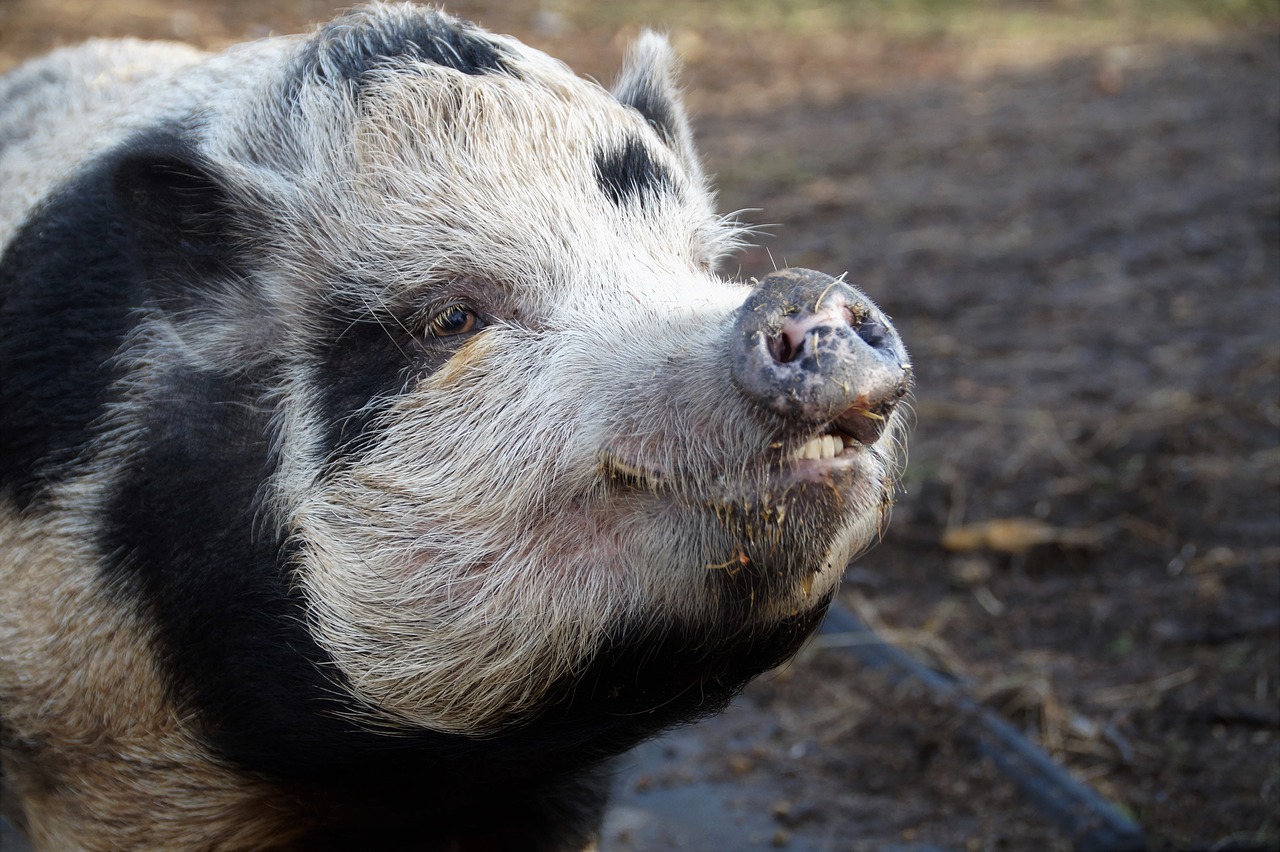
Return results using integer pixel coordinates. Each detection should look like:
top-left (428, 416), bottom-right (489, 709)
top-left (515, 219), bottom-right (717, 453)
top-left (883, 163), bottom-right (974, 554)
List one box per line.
top-left (227, 24), bottom-right (913, 735)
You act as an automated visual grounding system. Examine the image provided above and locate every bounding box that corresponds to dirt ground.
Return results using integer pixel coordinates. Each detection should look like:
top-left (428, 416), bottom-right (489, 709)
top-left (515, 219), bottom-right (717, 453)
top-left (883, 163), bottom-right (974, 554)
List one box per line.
top-left (1, 1), bottom-right (1276, 850)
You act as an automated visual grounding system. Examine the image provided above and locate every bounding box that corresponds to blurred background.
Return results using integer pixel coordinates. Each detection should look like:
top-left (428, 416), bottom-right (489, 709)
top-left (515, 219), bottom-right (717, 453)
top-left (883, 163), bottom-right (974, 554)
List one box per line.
top-left (1, 1), bottom-right (1276, 849)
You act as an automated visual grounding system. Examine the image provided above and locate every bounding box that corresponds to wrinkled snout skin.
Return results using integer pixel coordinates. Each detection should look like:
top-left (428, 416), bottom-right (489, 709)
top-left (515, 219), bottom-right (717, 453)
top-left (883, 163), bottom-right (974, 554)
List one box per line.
top-left (0, 4), bottom-right (910, 849)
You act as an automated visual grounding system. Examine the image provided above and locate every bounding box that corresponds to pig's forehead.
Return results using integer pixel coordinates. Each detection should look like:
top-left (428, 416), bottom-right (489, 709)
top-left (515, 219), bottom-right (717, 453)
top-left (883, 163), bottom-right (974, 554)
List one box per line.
top-left (274, 78), bottom-right (715, 303)
top-left (204, 11), bottom-right (725, 305)
top-left (351, 67), bottom-right (687, 210)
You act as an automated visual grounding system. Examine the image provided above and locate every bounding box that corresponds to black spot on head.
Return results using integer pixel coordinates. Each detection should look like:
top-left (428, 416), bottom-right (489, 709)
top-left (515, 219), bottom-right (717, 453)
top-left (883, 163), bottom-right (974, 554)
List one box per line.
top-left (314, 289), bottom-right (490, 470)
top-left (595, 137), bottom-right (679, 208)
top-left (0, 127), bottom-right (242, 509)
top-left (289, 7), bottom-right (514, 100)
top-left (314, 295), bottom-right (417, 465)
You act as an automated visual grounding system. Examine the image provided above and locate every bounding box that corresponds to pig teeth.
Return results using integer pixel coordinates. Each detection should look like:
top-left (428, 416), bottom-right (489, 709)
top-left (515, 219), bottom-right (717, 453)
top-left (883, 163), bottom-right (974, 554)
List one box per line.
top-left (608, 457), bottom-right (667, 488)
top-left (794, 434), bottom-right (844, 461)
top-left (610, 459), bottom-right (647, 479)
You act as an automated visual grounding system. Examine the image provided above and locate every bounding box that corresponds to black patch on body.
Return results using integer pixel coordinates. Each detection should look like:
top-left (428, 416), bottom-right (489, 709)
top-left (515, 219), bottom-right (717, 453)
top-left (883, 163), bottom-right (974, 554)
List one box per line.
top-left (276, 595), bottom-right (829, 845)
top-left (0, 129), bottom-right (239, 508)
top-left (595, 137), bottom-right (678, 207)
top-left (114, 138), bottom-right (244, 294)
top-left (99, 363), bottom-right (363, 780)
top-left (289, 7), bottom-right (513, 101)
top-left (0, 125), bottom-right (368, 776)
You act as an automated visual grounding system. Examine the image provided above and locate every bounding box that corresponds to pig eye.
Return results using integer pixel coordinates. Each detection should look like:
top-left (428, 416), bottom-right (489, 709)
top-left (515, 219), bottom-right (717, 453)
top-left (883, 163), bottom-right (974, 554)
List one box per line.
top-left (426, 305), bottom-right (480, 337)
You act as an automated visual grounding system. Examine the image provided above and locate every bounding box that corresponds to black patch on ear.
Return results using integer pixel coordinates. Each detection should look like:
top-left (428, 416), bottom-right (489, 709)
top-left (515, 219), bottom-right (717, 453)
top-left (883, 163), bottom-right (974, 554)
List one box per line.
top-left (290, 7), bottom-right (514, 100)
top-left (623, 80), bottom-right (681, 148)
top-left (0, 168), bottom-right (140, 507)
top-left (0, 129), bottom-right (241, 508)
top-left (595, 137), bottom-right (678, 208)
top-left (113, 138), bottom-right (243, 298)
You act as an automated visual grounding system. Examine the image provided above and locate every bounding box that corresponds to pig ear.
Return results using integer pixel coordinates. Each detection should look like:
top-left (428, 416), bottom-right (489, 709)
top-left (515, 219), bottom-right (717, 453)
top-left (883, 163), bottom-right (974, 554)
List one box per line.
top-left (109, 133), bottom-right (272, 363)
top-left (611, 31), bottom-right (704, 187)
top-left (112, 135), bottom-right (240, 290)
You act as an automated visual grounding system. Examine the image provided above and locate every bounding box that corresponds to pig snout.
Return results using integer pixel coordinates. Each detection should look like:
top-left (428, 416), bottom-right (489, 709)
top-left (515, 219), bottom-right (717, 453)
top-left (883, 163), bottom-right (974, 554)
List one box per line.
top-left (731, 268), bottom-right (911, 445)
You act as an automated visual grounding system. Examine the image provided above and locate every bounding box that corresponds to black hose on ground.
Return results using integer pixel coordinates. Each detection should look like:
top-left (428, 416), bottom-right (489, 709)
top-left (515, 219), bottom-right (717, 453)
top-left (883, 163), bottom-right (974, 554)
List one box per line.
top-left (819, 602), bottom-right (1148, 852)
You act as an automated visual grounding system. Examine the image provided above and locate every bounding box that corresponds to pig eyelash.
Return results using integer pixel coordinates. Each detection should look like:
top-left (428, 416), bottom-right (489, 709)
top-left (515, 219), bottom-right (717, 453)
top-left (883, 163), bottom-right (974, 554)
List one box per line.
top-left (425, 304), bottom-right (482, 337)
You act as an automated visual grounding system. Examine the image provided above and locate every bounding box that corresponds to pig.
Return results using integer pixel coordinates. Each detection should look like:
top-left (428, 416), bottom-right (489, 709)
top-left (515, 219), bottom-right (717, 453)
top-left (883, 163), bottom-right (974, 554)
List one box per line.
top-left (0, 3), bottom-right (911, 849)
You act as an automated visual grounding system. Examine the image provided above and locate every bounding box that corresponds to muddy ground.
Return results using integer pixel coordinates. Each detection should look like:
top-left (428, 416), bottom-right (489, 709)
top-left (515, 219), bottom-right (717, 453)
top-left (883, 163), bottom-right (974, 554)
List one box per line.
top-left (1, 1), bottom-right (1277, 850)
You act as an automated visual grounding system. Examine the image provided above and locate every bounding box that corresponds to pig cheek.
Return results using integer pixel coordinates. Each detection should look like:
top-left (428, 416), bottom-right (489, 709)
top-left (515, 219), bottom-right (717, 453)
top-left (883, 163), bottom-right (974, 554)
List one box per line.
top-left (291, 494), bottom-right (628, 735)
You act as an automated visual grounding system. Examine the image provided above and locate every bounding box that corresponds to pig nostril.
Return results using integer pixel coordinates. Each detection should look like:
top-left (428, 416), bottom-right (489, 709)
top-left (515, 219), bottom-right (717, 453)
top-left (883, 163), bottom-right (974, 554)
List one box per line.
top-left (767, 331), bottom-right (797, 364)
top-left (842, 306), bottom-right (891, 352)
top-left (854, 319), bottom-right (889, 351)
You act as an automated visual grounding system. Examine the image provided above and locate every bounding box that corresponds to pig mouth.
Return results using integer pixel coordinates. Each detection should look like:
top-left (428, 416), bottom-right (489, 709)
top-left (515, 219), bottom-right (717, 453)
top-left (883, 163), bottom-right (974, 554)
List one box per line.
top-left (791, 398), bottom-right (895, 461)
top-left (602, 400), bottom-right (896, 494)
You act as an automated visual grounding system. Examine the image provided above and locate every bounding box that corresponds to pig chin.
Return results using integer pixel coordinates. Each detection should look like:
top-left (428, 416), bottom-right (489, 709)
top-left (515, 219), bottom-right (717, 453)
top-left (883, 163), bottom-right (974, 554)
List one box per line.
top-left (607, 441), bottom-right (897, 621)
